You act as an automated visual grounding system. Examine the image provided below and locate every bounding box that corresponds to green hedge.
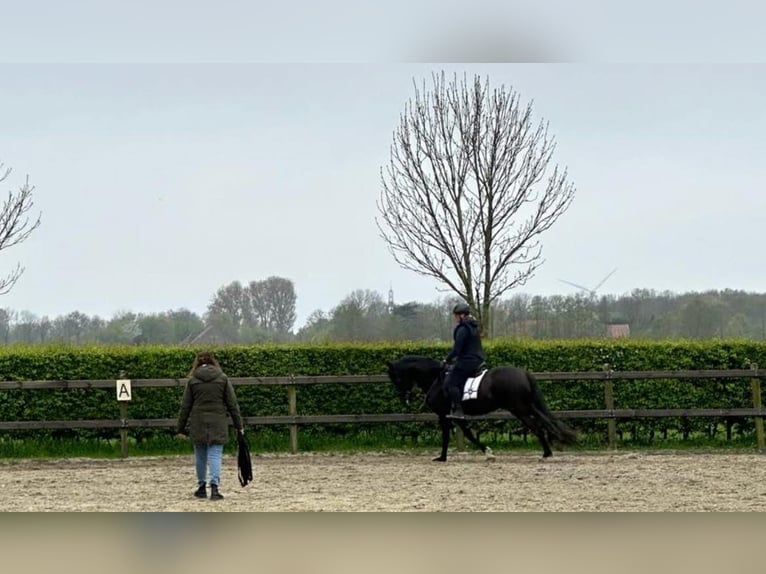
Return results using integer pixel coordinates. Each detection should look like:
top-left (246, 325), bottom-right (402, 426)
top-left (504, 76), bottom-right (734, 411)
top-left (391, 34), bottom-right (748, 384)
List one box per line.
top-left (1, 340), bottom-right (766, 448)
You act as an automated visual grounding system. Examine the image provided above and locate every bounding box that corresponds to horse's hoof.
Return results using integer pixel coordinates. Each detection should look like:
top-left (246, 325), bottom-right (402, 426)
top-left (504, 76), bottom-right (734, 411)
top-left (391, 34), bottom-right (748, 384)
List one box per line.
top-left (484, 447), bottom-right (496, 461)
top-left (432, 456), bottom-right (447, 462)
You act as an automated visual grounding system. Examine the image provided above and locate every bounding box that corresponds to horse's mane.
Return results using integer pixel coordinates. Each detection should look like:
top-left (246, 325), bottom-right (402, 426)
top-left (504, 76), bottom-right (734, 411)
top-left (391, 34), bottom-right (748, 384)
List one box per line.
top-left (391, 355), bottom-right (441, 371)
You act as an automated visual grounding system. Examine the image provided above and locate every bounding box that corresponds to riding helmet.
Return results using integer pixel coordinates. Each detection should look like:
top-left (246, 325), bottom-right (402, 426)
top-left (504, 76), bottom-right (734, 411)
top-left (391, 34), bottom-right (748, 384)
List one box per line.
top-left (452, 302), bottom-right (471, 315)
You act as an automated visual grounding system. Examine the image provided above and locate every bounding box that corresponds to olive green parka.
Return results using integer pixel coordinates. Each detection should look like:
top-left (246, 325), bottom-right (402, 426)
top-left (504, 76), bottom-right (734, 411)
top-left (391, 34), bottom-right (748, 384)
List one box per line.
top-left (176, 364), bottom-right (243, 445)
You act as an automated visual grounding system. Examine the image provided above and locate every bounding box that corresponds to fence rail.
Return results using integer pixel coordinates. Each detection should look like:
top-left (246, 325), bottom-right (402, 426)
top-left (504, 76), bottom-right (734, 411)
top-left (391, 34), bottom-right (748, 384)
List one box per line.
top-left (1, 369), bottom-right (763, 390)
top-left (1, 368), bottom-right (764, 456)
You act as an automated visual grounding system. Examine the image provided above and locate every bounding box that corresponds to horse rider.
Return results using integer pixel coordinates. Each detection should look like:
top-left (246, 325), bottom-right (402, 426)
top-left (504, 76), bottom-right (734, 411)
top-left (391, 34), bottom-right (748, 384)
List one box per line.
top-left (443, 302), bottom-right (486, 419)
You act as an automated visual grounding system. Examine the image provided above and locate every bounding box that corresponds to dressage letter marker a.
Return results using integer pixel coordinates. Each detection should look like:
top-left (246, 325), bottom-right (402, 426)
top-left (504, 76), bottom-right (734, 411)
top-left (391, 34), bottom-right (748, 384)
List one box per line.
top-left (116, 379), bottom-right (132, 401)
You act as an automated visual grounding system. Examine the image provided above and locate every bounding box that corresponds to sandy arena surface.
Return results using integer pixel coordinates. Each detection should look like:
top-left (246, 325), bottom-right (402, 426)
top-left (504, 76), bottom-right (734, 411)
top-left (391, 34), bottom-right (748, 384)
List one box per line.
top-left (1, 450), bottom-right (765, 511)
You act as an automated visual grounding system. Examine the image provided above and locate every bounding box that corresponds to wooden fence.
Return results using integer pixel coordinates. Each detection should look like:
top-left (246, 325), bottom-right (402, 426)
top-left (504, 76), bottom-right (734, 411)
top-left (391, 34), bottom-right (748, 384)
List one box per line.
top-left (1, 367), bottom-right (764, 457)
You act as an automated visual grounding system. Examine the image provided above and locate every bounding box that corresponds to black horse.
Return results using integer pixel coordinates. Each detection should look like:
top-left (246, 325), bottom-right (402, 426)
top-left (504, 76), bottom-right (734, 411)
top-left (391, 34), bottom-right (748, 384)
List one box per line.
top-left (387, 355), bottom-right (577, 462)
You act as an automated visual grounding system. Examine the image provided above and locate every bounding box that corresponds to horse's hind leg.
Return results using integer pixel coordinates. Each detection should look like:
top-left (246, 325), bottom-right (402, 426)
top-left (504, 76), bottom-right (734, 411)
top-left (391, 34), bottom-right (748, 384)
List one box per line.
top-left (455, 420), bottom-right (495, 460)
top-left (517, 413), bottom-right (554, 459)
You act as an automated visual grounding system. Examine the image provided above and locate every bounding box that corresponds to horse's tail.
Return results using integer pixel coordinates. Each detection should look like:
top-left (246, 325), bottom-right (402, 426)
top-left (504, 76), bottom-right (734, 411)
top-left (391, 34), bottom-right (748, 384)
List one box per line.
top-left (527, 371), bottom-right (578, 446)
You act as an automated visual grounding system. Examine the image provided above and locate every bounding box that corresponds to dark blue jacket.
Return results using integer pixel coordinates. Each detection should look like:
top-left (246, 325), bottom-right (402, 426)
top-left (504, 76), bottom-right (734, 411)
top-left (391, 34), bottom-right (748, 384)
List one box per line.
top-left (445, 316), bottom-right (486, 367)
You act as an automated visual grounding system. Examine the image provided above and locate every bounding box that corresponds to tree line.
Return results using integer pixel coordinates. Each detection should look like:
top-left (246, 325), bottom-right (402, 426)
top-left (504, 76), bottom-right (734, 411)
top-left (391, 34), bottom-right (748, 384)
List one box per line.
top-left (9, 74), bottom-right (753, 347)
top-left (2, 278), bottom-right (766, 345)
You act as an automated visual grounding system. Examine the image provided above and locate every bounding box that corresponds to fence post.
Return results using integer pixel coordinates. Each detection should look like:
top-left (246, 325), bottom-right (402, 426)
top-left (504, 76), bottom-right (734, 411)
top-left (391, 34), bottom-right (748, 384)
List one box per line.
top-left (455, 426), bottom-right (465, 451)
top-left (288, 375), bottom-right (298, 454)
top-left (119, 403), bottom-right (128, 458)
top-left (603, 364), bottom-right (617, 450)
top-left (117, 370), bottom-right (129, 458)
top-left (751, 363), bottom-right (764, 453)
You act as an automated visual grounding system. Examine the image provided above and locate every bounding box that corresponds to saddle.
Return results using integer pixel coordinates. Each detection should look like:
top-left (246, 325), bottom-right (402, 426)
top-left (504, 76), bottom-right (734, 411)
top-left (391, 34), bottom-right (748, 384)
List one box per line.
top-left (443, 361), bottom-right (489, 402)
top-left (461, 368), bottom-right (488, 401)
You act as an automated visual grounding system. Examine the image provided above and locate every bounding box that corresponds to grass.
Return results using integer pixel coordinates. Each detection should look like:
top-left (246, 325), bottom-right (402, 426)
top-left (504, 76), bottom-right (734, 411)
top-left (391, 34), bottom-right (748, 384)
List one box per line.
top-left (0, 427), bottom-right (761, 459)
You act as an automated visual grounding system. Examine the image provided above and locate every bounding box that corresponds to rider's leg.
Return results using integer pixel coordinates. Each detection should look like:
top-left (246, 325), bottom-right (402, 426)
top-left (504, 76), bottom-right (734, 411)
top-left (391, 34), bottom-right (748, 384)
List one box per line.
top-left (446, 369), bottom-right (466, 418)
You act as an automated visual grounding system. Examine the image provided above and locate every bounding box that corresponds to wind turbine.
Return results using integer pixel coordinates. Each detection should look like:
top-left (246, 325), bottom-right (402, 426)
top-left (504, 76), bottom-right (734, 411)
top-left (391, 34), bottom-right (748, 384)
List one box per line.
top-left (559, 268), bottom-right (618, 299)
top-left (558, 268), bottom-right (618, 332)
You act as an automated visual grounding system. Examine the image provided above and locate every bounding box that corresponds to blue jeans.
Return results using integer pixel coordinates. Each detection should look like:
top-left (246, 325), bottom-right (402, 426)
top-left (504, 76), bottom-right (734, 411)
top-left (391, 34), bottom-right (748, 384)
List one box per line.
top-left (194, 443), bottom-right (224, 486)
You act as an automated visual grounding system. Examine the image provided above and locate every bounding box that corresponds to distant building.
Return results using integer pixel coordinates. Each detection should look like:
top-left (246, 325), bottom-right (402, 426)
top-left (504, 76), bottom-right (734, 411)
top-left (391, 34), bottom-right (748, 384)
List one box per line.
top-left (605, 310), bottom-right (630, 338)
top-left (606, 323), bottom-right (631, 338)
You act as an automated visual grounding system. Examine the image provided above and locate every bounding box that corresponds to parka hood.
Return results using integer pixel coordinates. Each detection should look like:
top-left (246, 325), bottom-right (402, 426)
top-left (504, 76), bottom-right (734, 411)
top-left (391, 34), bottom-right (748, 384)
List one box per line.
top-left (192, 363), bottom-right (224, 382)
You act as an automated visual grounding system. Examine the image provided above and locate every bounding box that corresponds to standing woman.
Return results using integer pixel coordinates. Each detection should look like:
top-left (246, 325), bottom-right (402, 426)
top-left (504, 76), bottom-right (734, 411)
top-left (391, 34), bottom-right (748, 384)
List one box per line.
top-left (176, 351), bottom-right (244, 500)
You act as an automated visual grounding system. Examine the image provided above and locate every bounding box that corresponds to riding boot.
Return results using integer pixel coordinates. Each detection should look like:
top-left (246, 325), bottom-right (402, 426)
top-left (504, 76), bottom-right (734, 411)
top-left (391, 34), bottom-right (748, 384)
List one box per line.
top-left (447, 386), bottom-right (466, 419)
top-left (210, 484), bottom-right (224, 500)
top-left (193, 483), bottom-right (207, 499)
top-left (449, 400), bottom-right (465, 419)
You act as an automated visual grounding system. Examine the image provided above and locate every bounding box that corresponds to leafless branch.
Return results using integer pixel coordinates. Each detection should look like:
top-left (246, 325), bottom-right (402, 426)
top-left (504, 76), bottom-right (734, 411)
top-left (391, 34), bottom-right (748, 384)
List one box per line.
top-left (0, 163), bottom-right (42, 295)
top-left (377, 73), bottom-right (575, 333)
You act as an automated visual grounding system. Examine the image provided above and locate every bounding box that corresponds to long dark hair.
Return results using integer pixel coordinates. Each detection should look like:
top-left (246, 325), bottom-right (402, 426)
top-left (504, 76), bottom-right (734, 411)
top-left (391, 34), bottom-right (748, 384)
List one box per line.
top-left (188, 351), bottom-right (220, 376)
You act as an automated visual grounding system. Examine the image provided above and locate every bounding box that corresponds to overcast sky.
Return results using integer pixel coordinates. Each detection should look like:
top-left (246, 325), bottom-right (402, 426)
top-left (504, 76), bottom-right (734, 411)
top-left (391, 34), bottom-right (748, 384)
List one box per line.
top-left (0, 3), bottom-right (764, 329)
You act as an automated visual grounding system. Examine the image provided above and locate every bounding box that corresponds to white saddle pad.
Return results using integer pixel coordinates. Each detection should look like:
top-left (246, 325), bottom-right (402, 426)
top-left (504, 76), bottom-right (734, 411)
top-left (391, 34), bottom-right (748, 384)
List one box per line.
top-left (461, 370), bottom-right (487, 401)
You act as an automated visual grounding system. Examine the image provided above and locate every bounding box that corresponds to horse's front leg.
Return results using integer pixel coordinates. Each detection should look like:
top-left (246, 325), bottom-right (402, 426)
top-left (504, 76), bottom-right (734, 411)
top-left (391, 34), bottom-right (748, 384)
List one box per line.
top-left (455, 420), bottom-right (496, 461)
top-left (433, 416), bottom-right (452, 462)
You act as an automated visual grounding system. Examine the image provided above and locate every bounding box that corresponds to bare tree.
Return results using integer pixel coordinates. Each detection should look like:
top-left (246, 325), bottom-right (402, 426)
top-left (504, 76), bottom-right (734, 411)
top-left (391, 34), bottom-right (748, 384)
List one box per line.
top-left (246, 277), bottom-right (297, 334)
top-left (376, 72), bottom-right (575, 335)
top-left (207, 277), bottom-right (297, 340)
top-left (259, 276), bottom-right (297, 334)
top-left (207, 280), bottom-right (248, 327)
top-left (0, 162), bottom-right (42, 294)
